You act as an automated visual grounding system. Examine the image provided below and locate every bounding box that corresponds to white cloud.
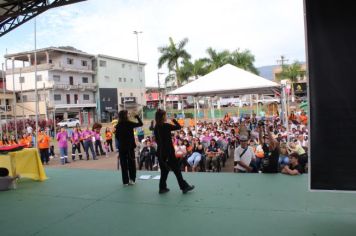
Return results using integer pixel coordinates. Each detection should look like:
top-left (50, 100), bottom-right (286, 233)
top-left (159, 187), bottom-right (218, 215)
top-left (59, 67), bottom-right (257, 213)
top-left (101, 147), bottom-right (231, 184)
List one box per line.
top-left (2, 0), bottom-right (305, 86)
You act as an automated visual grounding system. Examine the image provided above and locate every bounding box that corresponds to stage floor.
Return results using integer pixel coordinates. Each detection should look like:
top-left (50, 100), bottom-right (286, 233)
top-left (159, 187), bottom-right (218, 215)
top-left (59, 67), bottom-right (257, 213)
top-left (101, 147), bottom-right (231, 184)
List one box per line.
top-left (1, 169), bottom-right (356, 236)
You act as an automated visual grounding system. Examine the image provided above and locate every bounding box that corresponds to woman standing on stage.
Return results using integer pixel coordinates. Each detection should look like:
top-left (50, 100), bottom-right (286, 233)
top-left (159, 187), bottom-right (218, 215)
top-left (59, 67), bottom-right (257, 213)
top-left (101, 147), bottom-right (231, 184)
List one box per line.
top-left (154, 109), bottom-right (194, 194)
top-left (115, 110), bottom-right (143, 186)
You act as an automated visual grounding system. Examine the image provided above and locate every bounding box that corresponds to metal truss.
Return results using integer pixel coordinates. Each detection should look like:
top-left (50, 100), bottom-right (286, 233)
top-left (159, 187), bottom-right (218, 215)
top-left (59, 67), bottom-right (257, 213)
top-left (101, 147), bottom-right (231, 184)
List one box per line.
top-left (0, 0), bottom-right (86, 37)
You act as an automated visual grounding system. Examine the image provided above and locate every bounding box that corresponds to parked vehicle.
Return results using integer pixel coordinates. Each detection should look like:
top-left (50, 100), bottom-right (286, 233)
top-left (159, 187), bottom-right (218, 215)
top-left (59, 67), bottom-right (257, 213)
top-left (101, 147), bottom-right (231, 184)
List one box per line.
top-left (57, 118), bottom-right (80, 127)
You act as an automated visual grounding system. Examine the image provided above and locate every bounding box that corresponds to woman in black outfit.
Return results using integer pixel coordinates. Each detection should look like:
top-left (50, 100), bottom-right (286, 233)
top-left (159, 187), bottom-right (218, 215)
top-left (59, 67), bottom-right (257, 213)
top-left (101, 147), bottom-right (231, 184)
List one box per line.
top-left (154, 109), bottom-right (194, 194)
top-left (115, 110), bottom-right (143, 186)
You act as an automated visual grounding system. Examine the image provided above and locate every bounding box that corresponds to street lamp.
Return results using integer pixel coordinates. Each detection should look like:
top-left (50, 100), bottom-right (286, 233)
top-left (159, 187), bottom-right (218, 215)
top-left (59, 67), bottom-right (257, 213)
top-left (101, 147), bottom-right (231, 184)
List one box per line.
top-left (133, 30), bottom-right (144, 119)
top-left (157, 72), bottom-right (165, 108)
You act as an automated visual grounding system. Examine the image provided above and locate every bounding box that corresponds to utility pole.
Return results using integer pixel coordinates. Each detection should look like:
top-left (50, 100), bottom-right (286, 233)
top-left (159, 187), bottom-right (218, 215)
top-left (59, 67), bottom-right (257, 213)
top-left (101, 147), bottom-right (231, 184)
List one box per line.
top-left (157, 72), bottom-right (164, 108)
top-left (277, 55), bottom-right (289, 129)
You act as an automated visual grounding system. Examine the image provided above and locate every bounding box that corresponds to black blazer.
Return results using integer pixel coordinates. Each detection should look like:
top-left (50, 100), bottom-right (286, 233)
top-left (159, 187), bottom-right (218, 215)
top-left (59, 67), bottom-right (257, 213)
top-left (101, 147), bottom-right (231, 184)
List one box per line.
top-left (154, 119), bottom-right (181, 161)
top-left (115, 116), bottom-right (143, 152)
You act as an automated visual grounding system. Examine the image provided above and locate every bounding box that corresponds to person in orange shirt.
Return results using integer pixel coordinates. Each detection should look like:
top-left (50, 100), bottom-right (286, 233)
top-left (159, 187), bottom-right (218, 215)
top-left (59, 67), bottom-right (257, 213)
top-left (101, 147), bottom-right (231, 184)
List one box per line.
top-left (189, 118), bottom-right (195, 128)
top-left (9, 135), bottom-right (18, 145)
top-left (105, 127), bottom-right (113, 152)
top-left (26, 134), bottom-right (33, 148)
top-left (299, 111), bottom-right (308, 125)
top-left (19, 134), bottom-right (29, 147)
top-left (38, 128), bottom-right (50, 165)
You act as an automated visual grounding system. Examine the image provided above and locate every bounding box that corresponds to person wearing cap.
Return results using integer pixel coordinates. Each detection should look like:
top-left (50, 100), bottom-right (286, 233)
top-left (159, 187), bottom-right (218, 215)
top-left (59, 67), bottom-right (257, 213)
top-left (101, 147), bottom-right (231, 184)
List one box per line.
top-left (234, 135), bottom-right (255, 173)
top-left (38, 128), bottom-right (50, 165)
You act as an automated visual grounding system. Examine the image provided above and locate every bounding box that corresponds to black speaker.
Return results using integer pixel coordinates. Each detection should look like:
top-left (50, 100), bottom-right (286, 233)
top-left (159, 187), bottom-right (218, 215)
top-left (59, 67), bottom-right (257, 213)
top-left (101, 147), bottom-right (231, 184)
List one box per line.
top-left (305, 0), bottom-right (356, 190)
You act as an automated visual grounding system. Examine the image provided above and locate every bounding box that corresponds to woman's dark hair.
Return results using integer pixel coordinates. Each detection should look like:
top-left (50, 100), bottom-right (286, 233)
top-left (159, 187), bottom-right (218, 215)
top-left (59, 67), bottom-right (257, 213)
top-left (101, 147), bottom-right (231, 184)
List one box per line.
top-left (289, 152), bottom-right (300, 160)
top-left (118, 110), bottom-right (128, 123)
top-left (155, 109), bottom-right (166, 126)
top-left (0, 167), bottom-right (9, 177)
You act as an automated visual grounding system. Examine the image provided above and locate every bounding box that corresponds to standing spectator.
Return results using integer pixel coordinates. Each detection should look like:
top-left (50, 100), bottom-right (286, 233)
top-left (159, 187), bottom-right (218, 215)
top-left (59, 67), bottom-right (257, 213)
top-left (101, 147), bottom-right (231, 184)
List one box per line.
top-left (71, 127), bottom-right (83, 161)
top-left (258, 123), bottom-right (280, 173)
top-left (136, 126), bottom-right (145, 142)
top-left (38, 128), bottom-right (50, 165)
top-left (115, 110), bottom-right (143, 186)
top-left (56, 127), bottom-right (69, 165)
top-left (154, 109), bottom-right (194, 194)
top-left (26, 124), bottom-right (33, 136)
top-left (105, 127), bottom-right (114, 152)
top-left (139, 140), bottom-right (156, 171)
top-left (94, 127), bottom-right (105, 156)
top-left (82, 126), bottom-right (96, 160)
top-left (234, 135), bottom-right (255, 173)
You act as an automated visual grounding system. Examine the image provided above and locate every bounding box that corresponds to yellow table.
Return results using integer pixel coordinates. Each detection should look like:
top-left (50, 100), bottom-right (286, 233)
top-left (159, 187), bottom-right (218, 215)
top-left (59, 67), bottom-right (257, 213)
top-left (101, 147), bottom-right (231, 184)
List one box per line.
top-left (0, 148), bottom-right (47, 181)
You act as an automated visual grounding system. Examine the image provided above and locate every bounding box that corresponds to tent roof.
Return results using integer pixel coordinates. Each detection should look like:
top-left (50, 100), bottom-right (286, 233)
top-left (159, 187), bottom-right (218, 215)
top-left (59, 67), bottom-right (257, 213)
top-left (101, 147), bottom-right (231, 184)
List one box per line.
top-left (169, 64), bottom-right (280, 97)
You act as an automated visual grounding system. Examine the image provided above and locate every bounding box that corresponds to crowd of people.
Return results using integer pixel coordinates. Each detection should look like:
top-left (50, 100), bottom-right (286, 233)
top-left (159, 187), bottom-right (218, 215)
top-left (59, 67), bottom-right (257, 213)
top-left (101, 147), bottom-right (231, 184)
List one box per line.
top-left (0, 109), bottom-right (308, 177)
top-left (136, 111), bottom-right (308, 176)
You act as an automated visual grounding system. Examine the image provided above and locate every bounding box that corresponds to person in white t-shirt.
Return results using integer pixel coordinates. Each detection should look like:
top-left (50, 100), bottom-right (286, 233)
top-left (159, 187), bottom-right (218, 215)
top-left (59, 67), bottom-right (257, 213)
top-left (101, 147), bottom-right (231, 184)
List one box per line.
top-left (234, 135), bottom-right (255, 173)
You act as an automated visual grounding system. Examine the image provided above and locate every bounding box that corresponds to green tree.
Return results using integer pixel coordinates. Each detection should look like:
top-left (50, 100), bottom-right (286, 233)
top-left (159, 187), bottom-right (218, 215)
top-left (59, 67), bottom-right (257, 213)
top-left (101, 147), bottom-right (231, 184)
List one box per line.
top-left (228, 49), bottom-right (259, 75)
top-left (158, 37), bottom-right (191, 87)
top-left (280, 61), bottom-right (305, 99)
top-left (177, 58), bottom-right (209, 82)
top-left (204, 47), bottom-right (230, 72)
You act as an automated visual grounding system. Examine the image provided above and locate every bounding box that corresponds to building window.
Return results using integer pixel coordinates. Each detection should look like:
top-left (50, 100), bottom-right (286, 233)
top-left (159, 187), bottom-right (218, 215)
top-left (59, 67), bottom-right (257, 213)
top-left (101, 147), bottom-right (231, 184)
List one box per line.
top-left (54, 94), bottom-right (61, 101)
top-left (83, 94), bottom-right (90, 100)
top-left (67, 58), bottom-right (73, 64)
top-left (130, 78), bottom-right (133, 83)
top-left (81, 60), bottom-right (88, 66)
top-left (23, 95), bottom-right (28, 102)
top-left (119, 92), bottom-right (123, 97)
top-left (123, 78), bottom-right (126, 82)
top-left (130, 92), bottom-right (133, 97)
top-left (19, 77), bottom-right (25, 83)
top-left (122, 63), bottom-right (125, 68)
top-left (118, 77), bottom-right (122, 82)
top-left (99, 60), bottom-right (107, 67)
top-left (36, 75), bottom-right (42, 82)
top-left (105, 76), bottom-right (110, 80)
top-left (53, 75), bottom-right (60, 82)
top-left (82, 77), bottom-right (88, 83)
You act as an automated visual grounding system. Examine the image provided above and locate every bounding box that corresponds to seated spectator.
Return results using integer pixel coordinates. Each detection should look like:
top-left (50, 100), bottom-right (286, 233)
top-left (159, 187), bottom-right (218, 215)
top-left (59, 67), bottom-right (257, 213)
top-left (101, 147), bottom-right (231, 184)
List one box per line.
top-left (187, 138), bottom-right (204, 172)
top-left (0, 168), bottom-right (20, 191)
top-left (234, 135), bottom-right (255, 173)
top-left (281, 152), bottom-right (304, 175)
top-left (174, 139), bottom-right (187, 159)
top-left (287, 141), bottom-right (308, 169)
top-left (205, 139), bottom-right (222, 172)
top-left (279, 142), bottom-right (289, 169)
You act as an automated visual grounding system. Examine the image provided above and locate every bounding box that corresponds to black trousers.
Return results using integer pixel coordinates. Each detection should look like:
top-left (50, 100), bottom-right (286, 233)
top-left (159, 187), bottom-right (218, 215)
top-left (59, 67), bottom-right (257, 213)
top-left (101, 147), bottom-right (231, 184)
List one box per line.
top-left (95, 140), bottom-right (105, 156)
top-left (107, 139), bottom-right (113, 152)
top-left (39, 148), bottom-right (49, 164)
top-left (119, 149), bottom-right (136, 184)
top-left (71, 143), bottom-right (82, 160)
top-left (159, 157), bottom-right (189, 190)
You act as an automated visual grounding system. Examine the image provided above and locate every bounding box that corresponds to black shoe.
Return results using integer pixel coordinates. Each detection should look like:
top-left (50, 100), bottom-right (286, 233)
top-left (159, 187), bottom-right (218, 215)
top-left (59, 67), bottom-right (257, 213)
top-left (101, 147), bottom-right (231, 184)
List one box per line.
top-left (182, 185), bottom-right (195, 194)
top-left (159, 188), bottom-right (170, 194)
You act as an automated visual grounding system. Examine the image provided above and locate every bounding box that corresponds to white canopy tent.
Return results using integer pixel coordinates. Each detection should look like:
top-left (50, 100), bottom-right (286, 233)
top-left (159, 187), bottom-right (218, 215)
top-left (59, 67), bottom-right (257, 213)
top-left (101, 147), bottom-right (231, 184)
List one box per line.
top-left (169, 64), bottom-right (280, 97)
top-left (168, 64), bottom-right (282, 127)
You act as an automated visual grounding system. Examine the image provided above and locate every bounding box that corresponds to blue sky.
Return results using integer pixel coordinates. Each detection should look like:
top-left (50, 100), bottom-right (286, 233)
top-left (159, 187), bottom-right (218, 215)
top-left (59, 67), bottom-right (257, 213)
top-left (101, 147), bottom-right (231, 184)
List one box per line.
top-left (0, 0), bottom-right (306, 86)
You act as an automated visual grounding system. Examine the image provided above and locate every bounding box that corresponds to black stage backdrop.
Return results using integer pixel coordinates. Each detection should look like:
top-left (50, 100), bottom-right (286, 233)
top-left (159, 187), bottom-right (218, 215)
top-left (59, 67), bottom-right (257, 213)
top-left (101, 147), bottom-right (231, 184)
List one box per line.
top-left (305, 0), bottom-right (356, 190)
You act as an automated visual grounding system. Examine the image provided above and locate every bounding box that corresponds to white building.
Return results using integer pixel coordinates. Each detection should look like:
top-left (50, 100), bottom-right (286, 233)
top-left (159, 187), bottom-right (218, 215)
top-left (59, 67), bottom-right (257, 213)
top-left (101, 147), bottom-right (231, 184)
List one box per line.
top-left (4, 46), bottom-right (97, 124)
top-left (94, 54), bottom-right (146, 122)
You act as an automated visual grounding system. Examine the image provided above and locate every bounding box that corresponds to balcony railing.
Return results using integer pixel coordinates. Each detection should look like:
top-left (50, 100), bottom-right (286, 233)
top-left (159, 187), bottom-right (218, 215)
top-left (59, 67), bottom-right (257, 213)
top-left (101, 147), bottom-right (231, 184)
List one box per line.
top-left (6, 63), bottom-right (95, 74)
top-left (52, 83), bottom-right (97, 91)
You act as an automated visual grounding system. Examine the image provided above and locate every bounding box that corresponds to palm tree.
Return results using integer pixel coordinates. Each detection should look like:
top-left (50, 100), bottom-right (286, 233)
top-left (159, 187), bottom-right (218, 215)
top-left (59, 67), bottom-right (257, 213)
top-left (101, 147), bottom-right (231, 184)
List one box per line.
top-left (281, 61), bottom-right (304, 100)
top-left (228, 49), bottom-right (259, 75)
top-left (177, 58), bottom-right (209, 82)
top-left (158, 37), bottom-right (191, 87)
top-left (204, 47), bottom-right (230, 72)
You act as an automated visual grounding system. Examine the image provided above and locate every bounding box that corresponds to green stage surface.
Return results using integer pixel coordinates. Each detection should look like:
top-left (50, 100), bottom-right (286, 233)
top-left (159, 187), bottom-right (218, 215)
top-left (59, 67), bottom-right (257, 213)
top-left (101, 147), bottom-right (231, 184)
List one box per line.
top-left (1, 168), bottom-right (356, 236)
